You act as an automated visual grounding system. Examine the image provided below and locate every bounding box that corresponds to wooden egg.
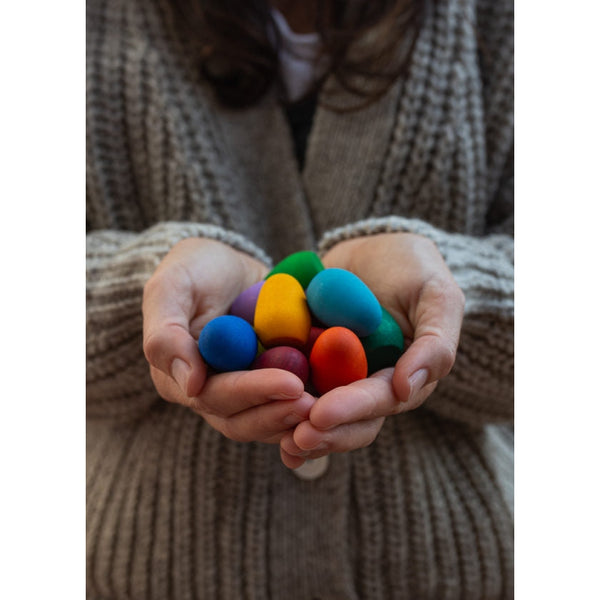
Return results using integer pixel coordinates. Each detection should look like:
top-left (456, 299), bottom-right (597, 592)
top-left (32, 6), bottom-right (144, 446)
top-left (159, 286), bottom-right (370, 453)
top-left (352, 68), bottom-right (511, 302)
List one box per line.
top-left (266, 251), bottom-right (324, 289)
top-left (198, 315), bottom-right (258, 372)
top-left (306, 268), bottom-right (382, 337)
top-left (253, 273), bottom-right (312, 348)
top-left (361, 306), bottom-right (405, 374)
top-left (309, 327), bottom-right (368, 395)
top-left (301, 326), bottom-right (325, 357)
top-left (229, 280), bottom-right (264, 325)
top-left (251, 346), bottom-right (310, 384)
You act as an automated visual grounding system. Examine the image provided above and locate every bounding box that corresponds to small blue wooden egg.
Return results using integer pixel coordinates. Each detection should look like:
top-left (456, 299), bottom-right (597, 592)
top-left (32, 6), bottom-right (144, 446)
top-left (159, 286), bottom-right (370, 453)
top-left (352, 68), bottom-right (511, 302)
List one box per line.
top-left (198, 315), bottom-right (258, 372)
top-left (306, 268), bottom-right (382, 337)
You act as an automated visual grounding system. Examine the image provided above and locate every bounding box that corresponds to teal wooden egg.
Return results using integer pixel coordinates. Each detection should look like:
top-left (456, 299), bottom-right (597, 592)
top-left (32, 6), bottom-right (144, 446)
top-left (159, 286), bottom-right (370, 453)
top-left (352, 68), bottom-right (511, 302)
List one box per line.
top-left (306, 268), bottom-right (382, 337)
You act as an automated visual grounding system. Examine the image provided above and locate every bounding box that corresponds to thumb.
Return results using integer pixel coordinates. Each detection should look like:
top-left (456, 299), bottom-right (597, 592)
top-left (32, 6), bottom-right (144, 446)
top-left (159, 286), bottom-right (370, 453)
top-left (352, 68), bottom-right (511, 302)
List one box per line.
top-left (143, 322), bottom-right (206, 397)
top-left (142, 274), bottom-right (207, 397)
top-left (392, 278), bottom-right (464, 403)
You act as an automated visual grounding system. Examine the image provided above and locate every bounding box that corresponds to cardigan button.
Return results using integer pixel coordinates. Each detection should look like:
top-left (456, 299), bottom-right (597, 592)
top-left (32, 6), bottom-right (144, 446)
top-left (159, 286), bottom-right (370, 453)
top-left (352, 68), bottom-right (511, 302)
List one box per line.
top-left (292, 455), bottom-right (329, 480)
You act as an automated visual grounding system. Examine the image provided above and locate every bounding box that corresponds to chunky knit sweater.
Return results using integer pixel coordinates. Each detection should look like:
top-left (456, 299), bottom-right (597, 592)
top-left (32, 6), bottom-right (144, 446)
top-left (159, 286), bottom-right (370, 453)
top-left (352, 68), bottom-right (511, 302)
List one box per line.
top-left (86, 0), bottom-right (514, 598)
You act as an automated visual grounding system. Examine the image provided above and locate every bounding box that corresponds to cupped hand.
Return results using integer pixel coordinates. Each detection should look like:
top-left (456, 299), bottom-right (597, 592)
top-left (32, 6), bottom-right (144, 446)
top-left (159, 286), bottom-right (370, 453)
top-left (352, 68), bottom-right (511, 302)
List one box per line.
top-left (280, 232), bottom-right (465, 468)
top-left (142, 237), bottom-right (314, 443)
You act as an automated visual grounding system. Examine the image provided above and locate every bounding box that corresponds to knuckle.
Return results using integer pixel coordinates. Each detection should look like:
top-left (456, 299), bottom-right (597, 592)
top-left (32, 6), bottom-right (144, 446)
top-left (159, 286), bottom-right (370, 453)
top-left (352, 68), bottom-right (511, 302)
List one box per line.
top-left (436, 338), bottom-right (458, 376)
top-left (221, 420), bottom-right (252, 443)
top-left (356, 435), bottom-right (377, 451)
top-left (142, 329), bottom-right (164, 365)
top-left (142, 272), bottom-right (161, 306)
top-left (191, 395), bottom-right (219, 419)
top-left (418, 235), bottom-right (438, 253)
top-left (149, 366), bottom-right (178, 405)
top-left (405, 233), bottom-right (439, 258)
top-left (455, 287), bottom-right (466, 311)
top-left (423, 276), bottom-right (454, 304)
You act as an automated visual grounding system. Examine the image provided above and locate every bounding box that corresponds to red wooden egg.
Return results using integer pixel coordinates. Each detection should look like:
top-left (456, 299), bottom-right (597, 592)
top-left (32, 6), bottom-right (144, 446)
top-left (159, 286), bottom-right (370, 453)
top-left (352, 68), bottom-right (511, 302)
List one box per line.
top-left (301, 326), bottom-right (325, 357)
top-left (251, 346), bottom-right (310, 384)
top-left (309, 327), bottom-right (368, 395)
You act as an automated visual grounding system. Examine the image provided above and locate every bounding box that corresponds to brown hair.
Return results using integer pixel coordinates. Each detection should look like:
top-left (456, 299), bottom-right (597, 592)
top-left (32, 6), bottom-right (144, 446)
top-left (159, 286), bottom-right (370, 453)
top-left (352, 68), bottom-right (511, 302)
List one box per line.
top-left (170, 0), bottom-right (428, 110)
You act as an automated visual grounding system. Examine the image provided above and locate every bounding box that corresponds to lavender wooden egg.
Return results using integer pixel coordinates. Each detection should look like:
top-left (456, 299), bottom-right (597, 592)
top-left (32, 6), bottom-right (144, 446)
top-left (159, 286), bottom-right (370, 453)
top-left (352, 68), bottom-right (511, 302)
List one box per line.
top-left (229, 281), bottom-right (264, 325)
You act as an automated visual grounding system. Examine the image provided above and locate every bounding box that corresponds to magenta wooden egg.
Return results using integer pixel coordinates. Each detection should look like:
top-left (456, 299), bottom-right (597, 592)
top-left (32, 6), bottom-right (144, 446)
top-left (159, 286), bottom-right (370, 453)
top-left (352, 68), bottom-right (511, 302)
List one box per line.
top-left (251, 346), bottom-right (310, 384)
top-left (309, 327), bottom-right (368, 395)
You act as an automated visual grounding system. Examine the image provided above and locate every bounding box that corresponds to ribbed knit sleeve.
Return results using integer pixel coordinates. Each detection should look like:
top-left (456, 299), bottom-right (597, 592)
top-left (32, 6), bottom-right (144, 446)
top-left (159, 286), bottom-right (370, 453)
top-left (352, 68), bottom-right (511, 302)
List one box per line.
top-left (318, 216), bottom-right (513, 427)
top-left (87, 221), bottom-right (272, 422)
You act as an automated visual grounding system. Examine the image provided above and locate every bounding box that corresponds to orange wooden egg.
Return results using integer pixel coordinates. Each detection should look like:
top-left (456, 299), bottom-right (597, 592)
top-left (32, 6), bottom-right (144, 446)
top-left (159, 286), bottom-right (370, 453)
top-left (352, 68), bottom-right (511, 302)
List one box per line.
top-left (253, 273), bottom-right (312, 348)
top-left (309, 327), bottom-right (368, 395)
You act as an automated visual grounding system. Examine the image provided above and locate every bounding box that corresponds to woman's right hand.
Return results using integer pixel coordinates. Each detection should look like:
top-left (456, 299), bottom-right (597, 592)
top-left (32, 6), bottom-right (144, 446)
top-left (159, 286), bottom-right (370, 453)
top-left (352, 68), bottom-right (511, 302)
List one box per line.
top-left (142, 238), bottom-right (315, 443)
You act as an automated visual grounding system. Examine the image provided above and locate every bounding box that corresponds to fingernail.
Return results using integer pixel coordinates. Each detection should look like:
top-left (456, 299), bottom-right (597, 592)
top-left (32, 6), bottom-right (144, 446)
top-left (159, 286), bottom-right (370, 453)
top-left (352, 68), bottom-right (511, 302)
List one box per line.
top-left (171, 358), bottom-right (190, 395)
top-left (295, 450), bottom-right (312, 458)
top-left (268, 391), bottom-right (302, 401)
top-left (407, 368), bottom-right (428, 403)
top-left (309, 441), bottom-right (328, 452)
top-left (283, 413), bottom-right (305, 426)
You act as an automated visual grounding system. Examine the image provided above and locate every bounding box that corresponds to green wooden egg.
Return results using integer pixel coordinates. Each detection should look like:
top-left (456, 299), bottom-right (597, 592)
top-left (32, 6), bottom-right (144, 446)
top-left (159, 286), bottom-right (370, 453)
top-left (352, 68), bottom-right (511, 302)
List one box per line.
top-left (361, 307), bottom-right (405, 374)
top-left (266, 251), bottom-right (324, 289)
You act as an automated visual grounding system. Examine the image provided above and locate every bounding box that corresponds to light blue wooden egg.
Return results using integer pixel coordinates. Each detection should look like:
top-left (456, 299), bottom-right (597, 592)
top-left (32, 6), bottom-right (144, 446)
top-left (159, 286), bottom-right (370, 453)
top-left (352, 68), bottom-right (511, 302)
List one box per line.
top-left (306, 268), bottom-right (382, 337)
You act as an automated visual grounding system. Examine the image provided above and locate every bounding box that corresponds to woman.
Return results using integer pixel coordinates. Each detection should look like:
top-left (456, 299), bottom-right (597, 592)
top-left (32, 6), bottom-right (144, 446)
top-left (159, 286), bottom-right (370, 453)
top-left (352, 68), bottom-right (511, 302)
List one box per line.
top-left (87, 0), bottom-right (514, 597)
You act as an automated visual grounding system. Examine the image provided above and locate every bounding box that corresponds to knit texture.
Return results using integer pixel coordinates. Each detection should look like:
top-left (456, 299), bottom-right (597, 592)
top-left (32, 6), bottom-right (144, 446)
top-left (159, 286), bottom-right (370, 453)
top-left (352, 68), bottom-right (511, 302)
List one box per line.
top-left (86, 0), bottom-right (514, 597)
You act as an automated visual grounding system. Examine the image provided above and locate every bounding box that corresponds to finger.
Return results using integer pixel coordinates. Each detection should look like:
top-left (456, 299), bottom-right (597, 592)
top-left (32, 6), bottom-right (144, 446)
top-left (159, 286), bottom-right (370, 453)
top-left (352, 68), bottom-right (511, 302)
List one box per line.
top-left (190, 368), bottom-right (306, 418)
top-left (393, 277), bottom-right (464, 403)
top-left (150, 364), bottom-right (191, 406)
top-left (208, 392), bottom-right (315, 443)
top-left (264, 432), bottom-right (289, 444)
top-left (280, 444), bottom-right (307, 469)
top-left (143, 269), bottom-right (207, 396)
top-left (307, 368), bottom-right (437, 431)
top-left (151, 364), bottom-right (306, 417)
top-left (308, 369), bottom-right (395, 430)
top-left (280, 430), bottom-right (313, 459)
top-left (285, 417), bottom-right (385, 456)
top-left (280, 448), bottom-right (307, 469)
top-left (153, 365), bottom-right (314, 442)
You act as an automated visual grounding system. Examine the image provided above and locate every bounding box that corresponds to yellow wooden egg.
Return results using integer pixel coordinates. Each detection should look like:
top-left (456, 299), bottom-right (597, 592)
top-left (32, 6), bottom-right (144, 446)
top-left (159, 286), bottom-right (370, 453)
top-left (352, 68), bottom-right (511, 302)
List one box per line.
top-left (254, 273), bottom-right (311, 348)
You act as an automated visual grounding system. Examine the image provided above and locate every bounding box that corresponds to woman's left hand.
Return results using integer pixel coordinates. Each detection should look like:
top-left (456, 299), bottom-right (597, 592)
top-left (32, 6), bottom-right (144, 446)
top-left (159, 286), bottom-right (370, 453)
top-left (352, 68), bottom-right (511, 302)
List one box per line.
top-left (280, 232), bottom-right (465, 468)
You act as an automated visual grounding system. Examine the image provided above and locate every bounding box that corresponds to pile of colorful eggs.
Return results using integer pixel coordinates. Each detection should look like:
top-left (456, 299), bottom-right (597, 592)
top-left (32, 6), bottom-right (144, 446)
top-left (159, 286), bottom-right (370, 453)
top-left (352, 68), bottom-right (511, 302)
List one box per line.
top-left (198, 251), bottom-right (405, 395)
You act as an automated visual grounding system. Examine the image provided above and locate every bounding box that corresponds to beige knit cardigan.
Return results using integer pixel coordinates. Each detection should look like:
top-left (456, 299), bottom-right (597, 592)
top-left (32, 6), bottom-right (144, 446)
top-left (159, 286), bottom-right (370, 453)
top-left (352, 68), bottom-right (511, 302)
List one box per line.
top-left (86, 0), bottom-right (514, 597)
